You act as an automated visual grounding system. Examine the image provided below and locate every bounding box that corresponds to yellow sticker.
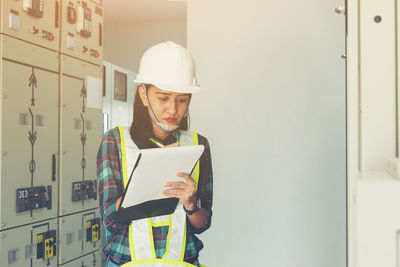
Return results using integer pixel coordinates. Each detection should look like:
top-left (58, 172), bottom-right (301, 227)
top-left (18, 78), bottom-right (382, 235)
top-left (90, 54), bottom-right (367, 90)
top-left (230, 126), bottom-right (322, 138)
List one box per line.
top-left (37, 234), bottom-right (43, 243)
top-left (86, 221), bottom-right (91, 228)
top-left (92, 225), bottom-right (99, 242)
top-left (44, 237), bottom-right (54, 259)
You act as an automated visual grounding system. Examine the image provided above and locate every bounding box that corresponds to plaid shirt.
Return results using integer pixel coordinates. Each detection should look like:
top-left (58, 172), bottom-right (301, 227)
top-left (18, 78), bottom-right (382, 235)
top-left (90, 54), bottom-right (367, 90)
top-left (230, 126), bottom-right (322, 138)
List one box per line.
top-left (97, 127), bottom-right (213, 265)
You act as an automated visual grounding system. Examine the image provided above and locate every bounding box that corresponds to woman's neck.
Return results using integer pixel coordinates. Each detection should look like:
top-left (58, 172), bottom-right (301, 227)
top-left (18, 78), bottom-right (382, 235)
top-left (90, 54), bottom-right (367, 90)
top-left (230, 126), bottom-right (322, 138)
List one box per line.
top-left (152, 125), bottom-right (169, 140)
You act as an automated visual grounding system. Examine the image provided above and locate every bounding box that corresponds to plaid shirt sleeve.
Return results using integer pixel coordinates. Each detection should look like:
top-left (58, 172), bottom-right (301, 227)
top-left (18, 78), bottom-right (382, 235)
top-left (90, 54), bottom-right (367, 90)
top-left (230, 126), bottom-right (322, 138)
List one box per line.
top-left (97, 130), bottom-right (130, 234)
top-left (191, 135), bottom-right (213, 235)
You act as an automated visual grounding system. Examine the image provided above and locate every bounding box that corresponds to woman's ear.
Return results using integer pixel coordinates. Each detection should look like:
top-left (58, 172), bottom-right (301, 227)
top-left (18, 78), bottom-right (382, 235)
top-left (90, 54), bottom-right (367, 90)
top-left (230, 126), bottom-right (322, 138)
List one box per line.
top-left (138, 85), bottom-right (149, 107)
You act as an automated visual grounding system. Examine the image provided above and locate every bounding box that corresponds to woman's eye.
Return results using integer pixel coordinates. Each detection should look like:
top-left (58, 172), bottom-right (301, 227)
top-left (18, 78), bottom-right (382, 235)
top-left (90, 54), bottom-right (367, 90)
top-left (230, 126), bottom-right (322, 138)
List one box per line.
top-left (159, 97), bottom-right (168, 101)
top-left (178, 98), bottom-right (189, 103)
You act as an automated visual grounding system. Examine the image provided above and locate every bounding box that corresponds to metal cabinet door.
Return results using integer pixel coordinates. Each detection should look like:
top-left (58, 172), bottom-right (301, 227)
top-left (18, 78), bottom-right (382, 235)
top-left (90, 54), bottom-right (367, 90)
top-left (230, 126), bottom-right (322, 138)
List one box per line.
top-left (359, 0), bottom-right (397, 171)
top-left (1, 0), bottom-right (60, 51)
top-left (1, 58), bottom-right (59, 230)
top-left (0, 219), bottom-right (58, 267)
top-left (59, 0), bottom-right (104, 66)
top-left (60, 249), bottom-right (102, 267)
top-left (58, 210), bottom-right (101, 264)
top-left (59, 56), bottom-right (102, 216)
top-left (110, 65), bottom-right (136, 129)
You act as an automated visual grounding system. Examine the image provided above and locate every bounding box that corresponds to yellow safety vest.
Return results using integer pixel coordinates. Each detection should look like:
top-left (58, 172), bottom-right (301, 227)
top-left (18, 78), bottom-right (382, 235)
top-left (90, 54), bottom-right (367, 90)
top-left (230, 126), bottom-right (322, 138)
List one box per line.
top-left (117, 126), bottom-right (203, 267)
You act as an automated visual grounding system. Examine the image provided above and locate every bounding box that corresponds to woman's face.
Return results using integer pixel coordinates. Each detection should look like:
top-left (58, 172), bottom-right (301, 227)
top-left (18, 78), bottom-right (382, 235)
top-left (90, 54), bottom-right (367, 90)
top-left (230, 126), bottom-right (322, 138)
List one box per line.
top-left (139, 85), bottom-right (191, 130)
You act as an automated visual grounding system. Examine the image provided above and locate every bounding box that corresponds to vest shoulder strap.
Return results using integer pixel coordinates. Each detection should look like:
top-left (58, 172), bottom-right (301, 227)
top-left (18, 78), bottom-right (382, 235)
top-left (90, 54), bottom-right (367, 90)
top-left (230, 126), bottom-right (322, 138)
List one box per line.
top-left (179, 130), bottom-right (199, 146)
top-left (117, 126), bottom-right (140, 187)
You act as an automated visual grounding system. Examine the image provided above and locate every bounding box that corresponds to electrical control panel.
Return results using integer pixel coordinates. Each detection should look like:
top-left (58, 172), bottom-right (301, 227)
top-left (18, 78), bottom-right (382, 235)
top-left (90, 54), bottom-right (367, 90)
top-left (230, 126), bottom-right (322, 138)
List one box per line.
top-left (16, 185), bottom-right (52, 212)
top-left (58, 210), bottom-right (101, 264)
top-left (72, 180), bottom-right (97, 202)
top-left (60, 0), bottom-right (103, 65)
top-left (0, 36), bottom-right (59, 230)
top-left (2, 0), bottom-right (60, 50)
top-left (59, 56), bottom-right (102, 216)
top-left (0, 219), bottom-right (57, 266)
top-left (0, 1), bottom-right (103, 266)
top-left (103, 62), bottom-right (137, 129)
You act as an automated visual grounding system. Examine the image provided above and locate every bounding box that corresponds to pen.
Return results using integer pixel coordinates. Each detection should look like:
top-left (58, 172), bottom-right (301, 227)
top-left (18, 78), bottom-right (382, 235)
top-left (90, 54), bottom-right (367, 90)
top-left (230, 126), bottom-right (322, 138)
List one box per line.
top-left (149, 137), bottom-right (165, 148)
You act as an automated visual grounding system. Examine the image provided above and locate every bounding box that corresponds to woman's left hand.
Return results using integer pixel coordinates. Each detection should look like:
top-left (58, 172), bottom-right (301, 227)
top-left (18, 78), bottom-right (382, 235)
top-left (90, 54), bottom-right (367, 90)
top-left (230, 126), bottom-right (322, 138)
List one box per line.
top-left (163, 172), bottom-right (196, 210)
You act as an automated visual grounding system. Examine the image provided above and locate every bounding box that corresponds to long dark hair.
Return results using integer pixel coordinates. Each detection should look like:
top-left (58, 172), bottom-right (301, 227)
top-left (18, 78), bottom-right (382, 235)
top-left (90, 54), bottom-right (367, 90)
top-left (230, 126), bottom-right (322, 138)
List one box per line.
top-left (129, 84), bottom-right (189, 144)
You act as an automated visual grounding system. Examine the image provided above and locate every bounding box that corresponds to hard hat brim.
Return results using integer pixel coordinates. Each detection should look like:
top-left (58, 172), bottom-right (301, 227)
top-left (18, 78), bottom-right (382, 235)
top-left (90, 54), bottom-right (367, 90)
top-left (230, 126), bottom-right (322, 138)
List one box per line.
top-left (134, 79), bottom-right (201, 94)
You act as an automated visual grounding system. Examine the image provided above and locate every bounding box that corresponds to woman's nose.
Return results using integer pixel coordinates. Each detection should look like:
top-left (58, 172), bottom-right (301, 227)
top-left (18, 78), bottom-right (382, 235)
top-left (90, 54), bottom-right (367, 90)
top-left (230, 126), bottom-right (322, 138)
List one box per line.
top-left (167, 99), bottom-right (178, 114)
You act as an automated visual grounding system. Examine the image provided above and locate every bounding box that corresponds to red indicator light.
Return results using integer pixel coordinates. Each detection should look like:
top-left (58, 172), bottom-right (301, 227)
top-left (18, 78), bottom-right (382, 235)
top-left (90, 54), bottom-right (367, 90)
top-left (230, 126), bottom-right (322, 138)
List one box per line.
top-left (51, 35), bottom-right (55, 41)
top-left (97, 53), bottom-right (100, 58)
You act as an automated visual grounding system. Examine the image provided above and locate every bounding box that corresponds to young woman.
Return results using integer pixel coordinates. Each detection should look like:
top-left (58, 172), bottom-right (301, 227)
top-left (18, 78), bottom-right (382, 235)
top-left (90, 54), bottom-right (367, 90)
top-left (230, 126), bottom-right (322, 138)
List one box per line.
top-left (97, 41), bottom-right (213, 267)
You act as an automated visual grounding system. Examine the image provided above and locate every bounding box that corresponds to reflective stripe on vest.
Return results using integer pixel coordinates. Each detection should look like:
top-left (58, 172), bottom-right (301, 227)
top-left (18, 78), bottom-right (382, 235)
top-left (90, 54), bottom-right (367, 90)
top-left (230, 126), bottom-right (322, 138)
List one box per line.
top-left (117, 126), bottom-right (201, 267)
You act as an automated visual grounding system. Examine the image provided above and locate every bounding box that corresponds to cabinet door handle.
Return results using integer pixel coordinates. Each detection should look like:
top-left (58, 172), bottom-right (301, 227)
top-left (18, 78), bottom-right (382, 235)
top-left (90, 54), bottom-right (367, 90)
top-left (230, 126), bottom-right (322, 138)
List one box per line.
top-left (55, 2), bottom-right (60, 28)
top-left (99, 23), bottom-right (103, 46)
top-left (52, 154), bottom-right (56, 181)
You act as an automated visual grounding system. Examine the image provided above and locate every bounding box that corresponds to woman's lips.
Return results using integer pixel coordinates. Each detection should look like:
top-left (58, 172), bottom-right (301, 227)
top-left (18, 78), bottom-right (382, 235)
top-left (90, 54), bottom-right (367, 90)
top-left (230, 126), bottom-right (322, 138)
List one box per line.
top-left (164, 118), bottom-right (177, 123)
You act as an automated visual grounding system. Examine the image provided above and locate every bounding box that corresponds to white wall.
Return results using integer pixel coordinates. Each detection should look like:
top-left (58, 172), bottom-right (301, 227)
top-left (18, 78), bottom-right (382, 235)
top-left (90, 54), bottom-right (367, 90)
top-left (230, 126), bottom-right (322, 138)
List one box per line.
top-left (187, 1), bottom-right (346, 266)
top-left (104, 20), bottom-right (186, 72)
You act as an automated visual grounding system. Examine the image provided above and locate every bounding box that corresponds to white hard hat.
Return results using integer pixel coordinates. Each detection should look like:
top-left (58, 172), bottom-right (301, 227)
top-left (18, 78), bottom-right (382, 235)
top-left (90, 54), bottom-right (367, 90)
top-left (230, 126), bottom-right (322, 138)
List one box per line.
top-left (134, 41), bottom-right (201, 94)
